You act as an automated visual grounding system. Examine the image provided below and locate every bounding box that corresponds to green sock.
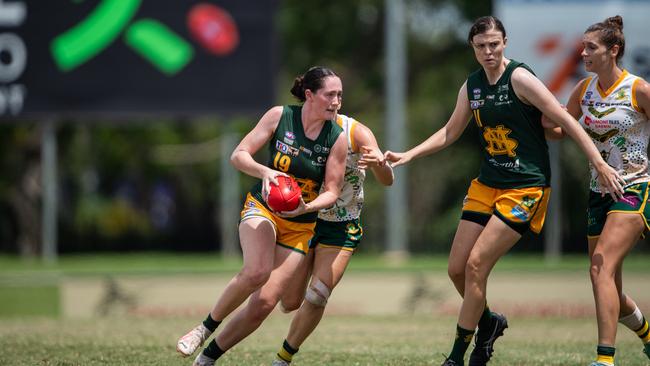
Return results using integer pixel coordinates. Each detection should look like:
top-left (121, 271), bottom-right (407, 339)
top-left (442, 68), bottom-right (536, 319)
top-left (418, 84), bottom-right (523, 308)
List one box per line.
top-left (202, 313), bottom-right (221, 333)
top-left (596, 345), bottom-right (615, 365)
top-left (276, 339), bottom-right (299, 363)
top-left (203, 339), bottom-right (225, 360)
top-left (449, 324), bottom-right (474, 363)
top-left (477, 305), bottom-right (492, 331)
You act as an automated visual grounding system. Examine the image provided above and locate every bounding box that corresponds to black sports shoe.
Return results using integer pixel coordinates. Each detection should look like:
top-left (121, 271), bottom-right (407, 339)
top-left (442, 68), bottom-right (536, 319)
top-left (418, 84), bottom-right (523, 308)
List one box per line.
top-left (441, 358), bottom-right (461, 366)
top-left (468, 312), bottom-right (508, 366)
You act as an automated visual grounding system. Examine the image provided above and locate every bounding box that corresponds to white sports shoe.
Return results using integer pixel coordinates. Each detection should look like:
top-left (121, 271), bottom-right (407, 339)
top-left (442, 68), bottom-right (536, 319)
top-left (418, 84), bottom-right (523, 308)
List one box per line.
top-left (272, 359), bottom-right (290, 366)
top-left (177, 324), bottom-right (212, 357)
top-left (193, 352), bottom-right (216, 366)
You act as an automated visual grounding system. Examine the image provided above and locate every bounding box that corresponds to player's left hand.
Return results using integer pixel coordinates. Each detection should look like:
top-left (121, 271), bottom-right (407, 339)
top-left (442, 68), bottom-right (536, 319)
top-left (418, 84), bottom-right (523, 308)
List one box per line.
top-left (595, 162), bottom-right (625, 200)
top-left (358, 145), bottom-right (385, 169)
top-left (275, 197), bottom-right (308, 218)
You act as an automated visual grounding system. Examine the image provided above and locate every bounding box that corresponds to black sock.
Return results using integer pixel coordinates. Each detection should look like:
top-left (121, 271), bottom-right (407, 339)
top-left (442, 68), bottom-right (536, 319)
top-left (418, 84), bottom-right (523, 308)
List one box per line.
top-left (202, 314), bottom-right (221, 333)
top-left (203, 339), bottom-right (225, 360)
top-left (477, 304), bottom-right (492, 331)
top-left (449, 324), bottom-right (474, 363)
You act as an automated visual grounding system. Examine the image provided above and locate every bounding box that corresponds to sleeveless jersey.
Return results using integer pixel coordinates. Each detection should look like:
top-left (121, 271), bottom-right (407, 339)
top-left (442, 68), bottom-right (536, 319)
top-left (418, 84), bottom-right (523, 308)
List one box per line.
top-left (467, 60), bottom-right (550, 188)
top-left (250, 105), bottom-right (344, 223)
top-left (578, 70), bottom-right (650, 192)
top-left (319, 114), bottom-right (366, 222)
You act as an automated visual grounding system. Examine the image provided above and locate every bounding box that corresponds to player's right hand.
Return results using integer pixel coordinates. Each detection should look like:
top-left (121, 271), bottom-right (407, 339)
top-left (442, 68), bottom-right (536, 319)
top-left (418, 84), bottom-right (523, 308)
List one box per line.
top-left (384, 150), bottom-right (411, 168)
top-left (261, 169), bottom-right (289, 202)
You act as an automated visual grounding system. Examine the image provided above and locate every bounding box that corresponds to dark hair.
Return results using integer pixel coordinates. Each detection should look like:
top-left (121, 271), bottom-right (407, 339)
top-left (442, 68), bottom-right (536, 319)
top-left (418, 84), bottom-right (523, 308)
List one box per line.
top-left (467, 16), bottom-right (506, 44)
top-left (290, 66), bottom-right (337, 102)
top-left (585, 15), bottom-right (625, 63)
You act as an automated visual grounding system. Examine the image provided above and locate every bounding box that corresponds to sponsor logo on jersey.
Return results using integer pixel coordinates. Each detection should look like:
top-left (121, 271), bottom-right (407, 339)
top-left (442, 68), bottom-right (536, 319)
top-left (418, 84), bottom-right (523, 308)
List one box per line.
top-left (615, 88), bottom-right (627, 101)
top-left (275, 140), bottom-right (299, 156)
top-left (498, 84), bottom-right (509, 93)
top-left (299, 146), bottom-right (313, 156)
top-left (284, 131), bottom-right (296, 145)
top-left (486, 94), bottom-right (495, 100)
top-left (314, 144), bottom-right (330, 154)
top-left (312, 156), bottom-right (327, 166)
top-left (470, 100), bottom-right (484, 110)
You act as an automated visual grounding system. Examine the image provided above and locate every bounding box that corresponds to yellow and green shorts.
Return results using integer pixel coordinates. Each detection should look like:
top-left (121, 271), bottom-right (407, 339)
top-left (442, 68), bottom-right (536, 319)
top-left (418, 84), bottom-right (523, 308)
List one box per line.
top-left (308, 218), bottom-right (363, 252)
top-left (461, 178), bottom-right (551, 235)
top-left (240, 193), bottom-right (316, 255)
top-left (587, 182), bottom-right (650, 238)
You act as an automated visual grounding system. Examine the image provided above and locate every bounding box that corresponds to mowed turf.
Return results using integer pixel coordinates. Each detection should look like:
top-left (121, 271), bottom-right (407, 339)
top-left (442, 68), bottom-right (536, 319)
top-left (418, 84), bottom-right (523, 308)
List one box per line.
top-left (0, 314), bottom-right (648, 365)
top-left (1, 253), bottom-right (650, 365)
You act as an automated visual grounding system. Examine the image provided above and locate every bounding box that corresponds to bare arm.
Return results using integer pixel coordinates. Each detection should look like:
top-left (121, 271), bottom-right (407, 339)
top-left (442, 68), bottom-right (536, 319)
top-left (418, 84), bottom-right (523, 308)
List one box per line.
top-left (353, 122), bottom-right (394, 186)
top-left (511, 68), bottom-right (624, 197)
top-left (230, 106), bottom-right (287, 197)
top-left (634, 77), bottom-right (650, 120)
top-left (384, 82), bottom-right (473, 167)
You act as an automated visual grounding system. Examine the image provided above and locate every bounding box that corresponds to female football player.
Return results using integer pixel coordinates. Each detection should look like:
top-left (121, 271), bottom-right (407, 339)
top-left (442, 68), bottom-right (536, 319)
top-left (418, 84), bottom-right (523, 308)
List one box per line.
top-left (270, 110), bottom-right (394, 365)
top-left (385, 16), bottom-right (624, 366)
top-left (176, 66), bottom-right (348, 366)
top-left (545, 16), bottom-right (650, 366)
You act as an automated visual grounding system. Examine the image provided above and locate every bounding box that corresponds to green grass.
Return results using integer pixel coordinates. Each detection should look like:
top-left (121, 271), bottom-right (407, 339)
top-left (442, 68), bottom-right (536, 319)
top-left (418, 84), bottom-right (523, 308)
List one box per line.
top-left (1, 252), bottom-right (649, 276)
top-left (0, 314), bottom-right (648, 365)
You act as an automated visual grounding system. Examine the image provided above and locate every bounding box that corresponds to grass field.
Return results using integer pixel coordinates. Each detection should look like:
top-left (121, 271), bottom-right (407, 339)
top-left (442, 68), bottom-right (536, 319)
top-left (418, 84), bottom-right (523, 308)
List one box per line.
top-left (1, 253), bottom-right (649, 365)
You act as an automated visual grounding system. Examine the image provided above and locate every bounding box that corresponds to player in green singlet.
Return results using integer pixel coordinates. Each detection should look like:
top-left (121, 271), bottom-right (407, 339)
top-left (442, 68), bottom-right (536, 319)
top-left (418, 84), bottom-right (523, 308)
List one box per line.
top-left (385, 16), bottom-right (624, 366)
top-left (176, 66), bottom-right (348, 366)
top-left (544, 16), bottom-right (650, 366)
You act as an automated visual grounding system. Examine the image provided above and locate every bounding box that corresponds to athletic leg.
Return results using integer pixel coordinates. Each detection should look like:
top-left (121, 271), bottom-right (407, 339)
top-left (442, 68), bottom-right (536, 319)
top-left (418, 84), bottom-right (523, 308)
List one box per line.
top-left (446, 216), bottom-right (520, 365)
top-left (283, 246), bottom-right (352, 349)
top-left (214, 245), bottom-right (306, 351)
top-left (590, 213), bottom-right (643, 363)
top-left (177, 217), bottom-right (276, 357)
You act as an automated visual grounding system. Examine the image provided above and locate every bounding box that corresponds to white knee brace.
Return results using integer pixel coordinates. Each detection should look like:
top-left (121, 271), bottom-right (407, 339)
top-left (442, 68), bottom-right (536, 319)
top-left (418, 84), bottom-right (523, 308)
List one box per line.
top-left (304, 278), bottom-right (331, 307)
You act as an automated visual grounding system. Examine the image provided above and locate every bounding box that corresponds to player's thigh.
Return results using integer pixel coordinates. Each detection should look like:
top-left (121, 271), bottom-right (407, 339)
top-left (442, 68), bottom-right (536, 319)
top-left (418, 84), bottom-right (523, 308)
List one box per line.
top-left (280, 250), bottom-right (314, 306)
top-left (594, 213), bottom-right (644, 266)
top-left (468, 216), bottom-right (522, 275)
top-left (312, 245), bottom-right (353, 289)
top-left (239, 217), bottom-right (277, 273)
top-left (448, 220), bottom-right (484, 275)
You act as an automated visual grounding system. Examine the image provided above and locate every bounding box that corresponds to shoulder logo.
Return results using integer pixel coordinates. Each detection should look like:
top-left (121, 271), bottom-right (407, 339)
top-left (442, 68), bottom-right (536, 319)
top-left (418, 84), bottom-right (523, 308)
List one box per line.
top-left (473, 88), bottom-right (481, 99)
top-left (585, 91), bottom-right (593, 100)
top-left (470, 100), bottom-right (484, 110)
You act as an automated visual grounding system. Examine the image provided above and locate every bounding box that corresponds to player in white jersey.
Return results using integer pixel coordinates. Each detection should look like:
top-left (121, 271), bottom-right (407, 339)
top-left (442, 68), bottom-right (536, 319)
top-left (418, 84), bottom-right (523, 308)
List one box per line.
top-left (270, 113), bottom-right (394, 366)
top-left (545, 15), bottom-right (650, 366)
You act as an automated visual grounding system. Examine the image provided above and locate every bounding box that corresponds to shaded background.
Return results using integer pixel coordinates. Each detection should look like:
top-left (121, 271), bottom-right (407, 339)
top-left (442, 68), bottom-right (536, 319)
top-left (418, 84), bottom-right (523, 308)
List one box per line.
top-left (1, 0), bottom-right (649, 258)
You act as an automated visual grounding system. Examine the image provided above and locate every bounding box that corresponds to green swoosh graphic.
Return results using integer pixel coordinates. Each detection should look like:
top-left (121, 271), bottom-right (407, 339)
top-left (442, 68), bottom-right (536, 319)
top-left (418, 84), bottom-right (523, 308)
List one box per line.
top-left (51, 0), bottom-right (141, 71)
top-left (124, 19), bottom-right (194, 76)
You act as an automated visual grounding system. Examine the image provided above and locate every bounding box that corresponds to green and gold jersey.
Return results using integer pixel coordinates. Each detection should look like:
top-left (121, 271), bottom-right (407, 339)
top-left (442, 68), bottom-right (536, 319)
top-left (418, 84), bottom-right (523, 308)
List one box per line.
top-left (467, 60), bottom-right (550, 188)
top-left (250, 105), bottom-right (344, 223)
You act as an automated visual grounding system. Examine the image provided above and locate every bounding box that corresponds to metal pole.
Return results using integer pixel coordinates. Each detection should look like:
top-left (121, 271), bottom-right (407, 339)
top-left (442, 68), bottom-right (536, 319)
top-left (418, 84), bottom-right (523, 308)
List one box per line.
top-left (384, 0), bottom-right (408, 259)
top-left (219, 132), bottom-right (240, 257)
top-left (545, 141), bottom-right (562, 262)
top-left (41, 119), bottom-right (58, 263)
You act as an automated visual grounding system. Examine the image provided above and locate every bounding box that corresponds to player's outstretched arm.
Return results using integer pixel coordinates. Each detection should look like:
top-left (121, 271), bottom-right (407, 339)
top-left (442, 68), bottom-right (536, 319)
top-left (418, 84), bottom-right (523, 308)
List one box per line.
top-left (384, 82), bottom-right (472, 167)
top-left (511, 68), bottom-right (624, 198)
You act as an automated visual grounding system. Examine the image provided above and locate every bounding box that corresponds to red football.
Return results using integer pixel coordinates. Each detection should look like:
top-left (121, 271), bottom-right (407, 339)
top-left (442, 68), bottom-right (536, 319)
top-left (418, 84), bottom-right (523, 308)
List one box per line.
top-left (267, 176), bottom-right (301, 212)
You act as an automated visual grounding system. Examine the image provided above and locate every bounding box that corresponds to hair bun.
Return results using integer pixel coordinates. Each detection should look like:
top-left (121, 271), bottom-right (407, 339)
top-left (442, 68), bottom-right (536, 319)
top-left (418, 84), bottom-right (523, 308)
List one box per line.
top-left (606, 15), bottom-right (623, 30)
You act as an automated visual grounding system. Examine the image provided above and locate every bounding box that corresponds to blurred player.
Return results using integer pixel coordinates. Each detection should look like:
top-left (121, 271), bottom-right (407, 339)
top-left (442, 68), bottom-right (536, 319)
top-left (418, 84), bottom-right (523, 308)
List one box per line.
top-left (270, 110), bottom-right (394, 365)
top-left (176, 66), bottom-right (347, 366)
top-left (544, 15), bottom-right (650, 366)
top-left (385, 15), bottom-right (624, 366)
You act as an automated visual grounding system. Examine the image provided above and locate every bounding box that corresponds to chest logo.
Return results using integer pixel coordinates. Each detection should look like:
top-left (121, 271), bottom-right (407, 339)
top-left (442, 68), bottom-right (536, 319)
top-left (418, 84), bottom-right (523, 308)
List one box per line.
top-left (585, 128), bottom-right (619, 143)
top-left (483, 125), bottom-right (518, 157)
top-left (588, 106), bottom-right (616, 119)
